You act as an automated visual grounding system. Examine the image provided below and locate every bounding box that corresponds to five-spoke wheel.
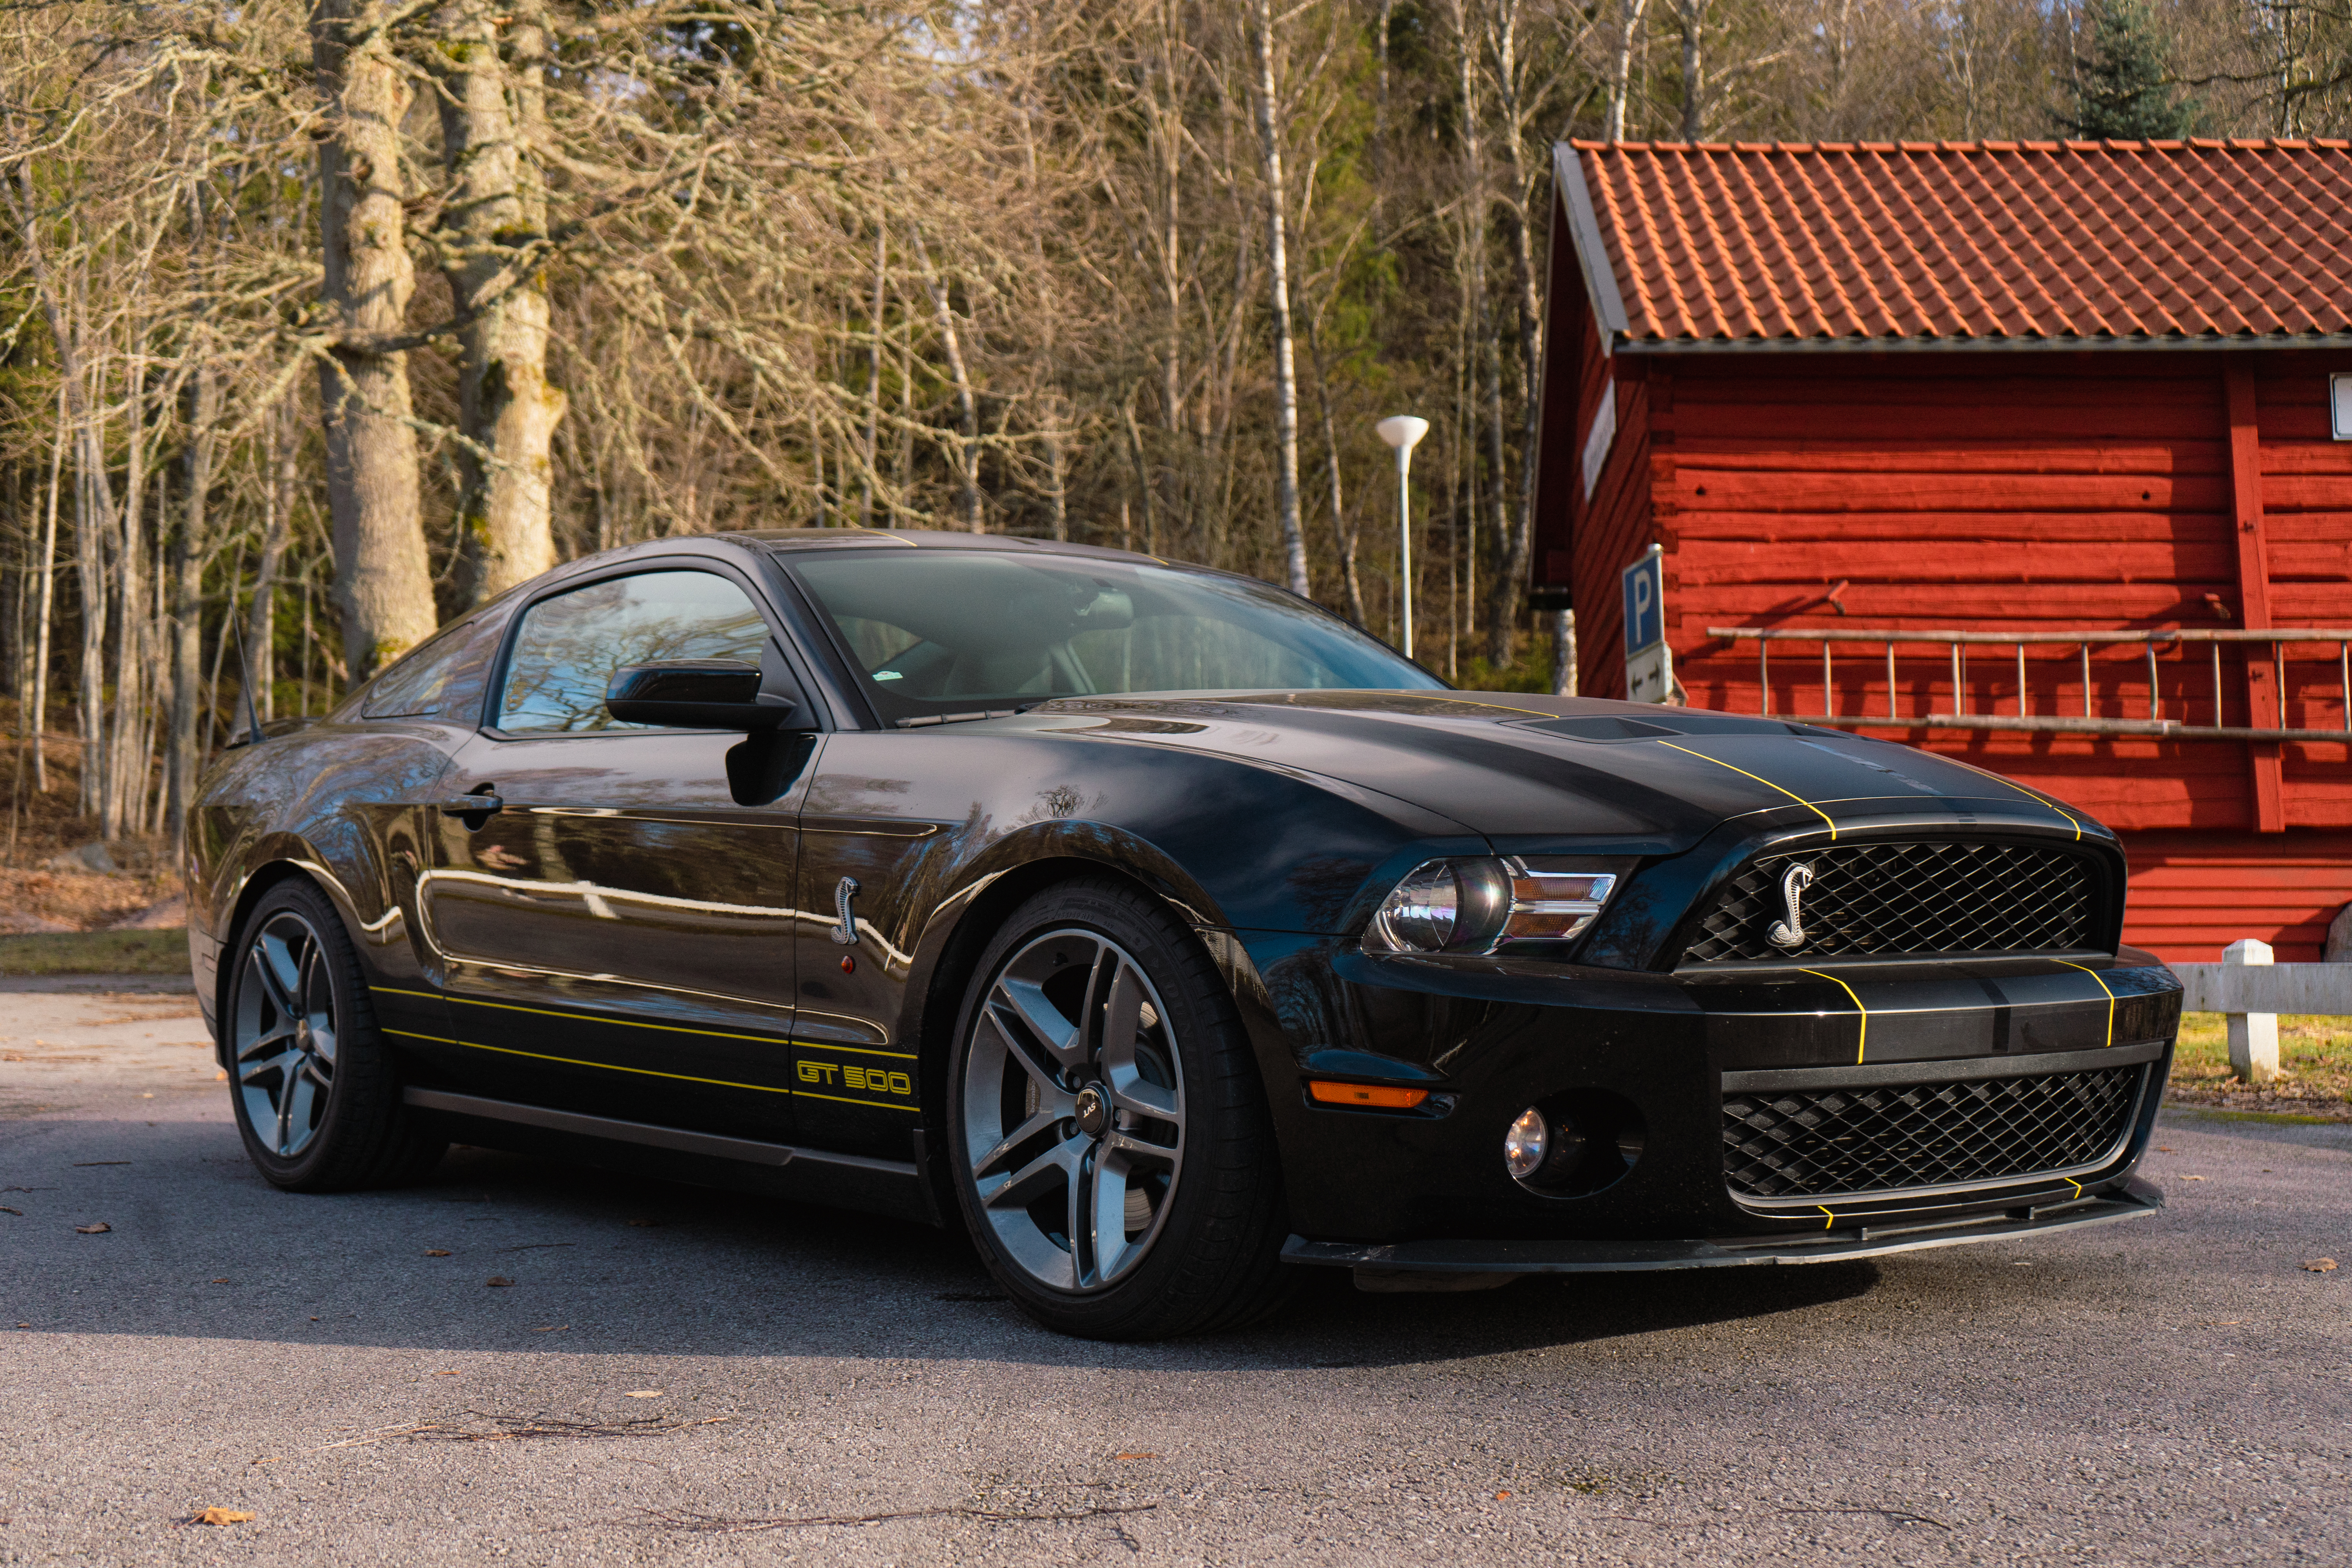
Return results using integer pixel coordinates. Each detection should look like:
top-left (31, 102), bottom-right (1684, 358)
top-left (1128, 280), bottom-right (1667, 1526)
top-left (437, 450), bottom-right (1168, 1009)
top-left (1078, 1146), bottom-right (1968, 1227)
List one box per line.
top-left (947, 878), bottom-right (1292, 1339)
top-left (224, 879), bottom-right (443, 1191)
top-left (233, 911), bottom-right (341, 1158)
top-left (961, 927), bottom-right (1185, 1292)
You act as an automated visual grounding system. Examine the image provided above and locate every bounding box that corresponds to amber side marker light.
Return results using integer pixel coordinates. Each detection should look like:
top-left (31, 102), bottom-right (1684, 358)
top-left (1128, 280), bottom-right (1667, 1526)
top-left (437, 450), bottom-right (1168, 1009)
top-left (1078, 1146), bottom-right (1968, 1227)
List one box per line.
top-left (1308, 1080), bottom-right (1429, 1109)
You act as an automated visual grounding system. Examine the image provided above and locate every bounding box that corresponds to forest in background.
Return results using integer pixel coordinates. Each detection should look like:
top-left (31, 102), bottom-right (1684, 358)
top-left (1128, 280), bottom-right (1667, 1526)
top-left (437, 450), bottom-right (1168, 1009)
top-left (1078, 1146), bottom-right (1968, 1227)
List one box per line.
top-left (0, 0), bottom-right (2342, 855)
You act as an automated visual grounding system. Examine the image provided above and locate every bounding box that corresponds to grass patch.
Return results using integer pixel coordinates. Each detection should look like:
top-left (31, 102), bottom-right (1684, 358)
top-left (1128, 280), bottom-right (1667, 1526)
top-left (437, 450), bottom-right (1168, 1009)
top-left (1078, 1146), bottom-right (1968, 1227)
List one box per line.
top-left (2166, 1011), bottom-right (2352, 1121)
top-left (0, 927), bottom-right (187, 975)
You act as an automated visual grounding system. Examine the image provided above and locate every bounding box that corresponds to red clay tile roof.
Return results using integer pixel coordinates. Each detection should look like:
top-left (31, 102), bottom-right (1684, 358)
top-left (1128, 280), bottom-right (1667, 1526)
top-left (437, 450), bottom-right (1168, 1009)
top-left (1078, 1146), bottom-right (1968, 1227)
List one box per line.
top-left (1559, 139), bottom-right (2352, 350)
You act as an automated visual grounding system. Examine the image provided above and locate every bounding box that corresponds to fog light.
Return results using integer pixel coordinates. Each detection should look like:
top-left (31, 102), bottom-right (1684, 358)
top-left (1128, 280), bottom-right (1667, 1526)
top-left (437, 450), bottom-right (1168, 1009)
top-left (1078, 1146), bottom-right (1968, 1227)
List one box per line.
top-left (1504, 1107), bottom-right (1548, 1180)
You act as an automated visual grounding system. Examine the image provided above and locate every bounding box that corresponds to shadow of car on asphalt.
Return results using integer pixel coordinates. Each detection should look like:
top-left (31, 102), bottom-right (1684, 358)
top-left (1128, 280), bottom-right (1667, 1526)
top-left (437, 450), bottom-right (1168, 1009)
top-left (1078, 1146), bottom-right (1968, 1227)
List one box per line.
top-left (13, 1122), bottom-right (1884, 1372)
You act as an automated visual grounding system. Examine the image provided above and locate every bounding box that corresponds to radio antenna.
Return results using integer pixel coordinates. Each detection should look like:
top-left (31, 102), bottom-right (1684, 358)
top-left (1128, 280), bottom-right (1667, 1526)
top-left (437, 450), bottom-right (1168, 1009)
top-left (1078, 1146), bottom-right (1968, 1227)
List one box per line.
top-left (228, 592), bottom-right (265, 746)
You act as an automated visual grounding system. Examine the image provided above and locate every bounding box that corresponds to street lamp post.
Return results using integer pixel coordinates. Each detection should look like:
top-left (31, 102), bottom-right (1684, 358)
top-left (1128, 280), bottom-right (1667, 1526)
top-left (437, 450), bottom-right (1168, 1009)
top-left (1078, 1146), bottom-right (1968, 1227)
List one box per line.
top-left (1374, 415), bottom-right (1428, 658)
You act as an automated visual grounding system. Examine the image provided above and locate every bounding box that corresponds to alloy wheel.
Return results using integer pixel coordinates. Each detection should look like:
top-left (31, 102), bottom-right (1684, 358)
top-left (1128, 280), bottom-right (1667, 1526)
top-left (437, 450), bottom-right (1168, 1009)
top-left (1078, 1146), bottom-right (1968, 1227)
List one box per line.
top-left (960, 927), bottom-right (1185, 1292)
top-left (233, 911), bottom-right (340, 1159)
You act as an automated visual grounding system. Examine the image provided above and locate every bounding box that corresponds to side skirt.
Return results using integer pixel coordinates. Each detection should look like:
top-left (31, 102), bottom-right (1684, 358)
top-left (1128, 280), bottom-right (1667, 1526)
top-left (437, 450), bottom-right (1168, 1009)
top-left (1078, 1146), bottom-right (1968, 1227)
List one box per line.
top-left (401, 1086), bottom-right (942, 1227)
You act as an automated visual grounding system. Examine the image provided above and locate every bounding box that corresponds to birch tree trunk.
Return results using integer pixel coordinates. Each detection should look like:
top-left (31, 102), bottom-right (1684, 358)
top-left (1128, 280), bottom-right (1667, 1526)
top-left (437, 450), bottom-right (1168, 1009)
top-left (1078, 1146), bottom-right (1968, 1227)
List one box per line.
top-left (1491, 1), bottom-right (1543, 666)
top-left (1676, 0), bottom-right (1708, 139)
top-left (1608, 0), bottom-right (1653, 139)
top-left (1247, 0), bottom-right (1310, 599)
top-left (313, 0), bottom-right (436, 680)
top-left (30, 386), bottom-right (60, 793)
top-left (909, 225), bottom-right (984, 532)
top-left (435, 0), bottom-right (564, 608)
top-left (860, 222), bottom-right (885, 527)
top-left (1304, 316), bottom-right (1366, 626)
top-left (166, 366), bottom-right (219, 842)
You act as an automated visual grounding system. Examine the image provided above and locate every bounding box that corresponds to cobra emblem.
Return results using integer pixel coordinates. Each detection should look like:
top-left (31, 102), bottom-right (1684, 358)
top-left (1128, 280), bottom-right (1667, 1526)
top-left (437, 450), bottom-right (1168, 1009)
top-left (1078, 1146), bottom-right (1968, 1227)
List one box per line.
top-left (1766, 862), bottom-right (1815, 951)
top-left (830, 875), bottom-right (861, 946)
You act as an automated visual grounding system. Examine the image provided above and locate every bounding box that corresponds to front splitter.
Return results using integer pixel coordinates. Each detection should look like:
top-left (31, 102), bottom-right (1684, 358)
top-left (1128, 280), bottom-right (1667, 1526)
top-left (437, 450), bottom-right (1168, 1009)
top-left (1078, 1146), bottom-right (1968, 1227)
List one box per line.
top-left (1283, 1177), bottom-right (2164, 1277)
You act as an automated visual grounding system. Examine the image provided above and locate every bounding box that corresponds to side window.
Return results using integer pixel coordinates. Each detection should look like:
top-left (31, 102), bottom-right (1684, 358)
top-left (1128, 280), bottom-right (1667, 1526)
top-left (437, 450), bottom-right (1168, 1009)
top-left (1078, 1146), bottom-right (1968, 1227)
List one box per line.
top-left (359, 612), bottom-right (503, 720)
top-left (496, 570), bottom-right (771, 735)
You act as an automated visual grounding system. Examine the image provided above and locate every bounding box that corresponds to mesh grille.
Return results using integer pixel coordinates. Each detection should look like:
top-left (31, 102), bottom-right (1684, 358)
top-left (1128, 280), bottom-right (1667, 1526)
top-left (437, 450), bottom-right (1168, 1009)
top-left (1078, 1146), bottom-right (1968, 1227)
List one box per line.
top-left (1722, 1064), bottom-right (2145, 1200)
top-left (1682, 842), bottom-right (2093, 964)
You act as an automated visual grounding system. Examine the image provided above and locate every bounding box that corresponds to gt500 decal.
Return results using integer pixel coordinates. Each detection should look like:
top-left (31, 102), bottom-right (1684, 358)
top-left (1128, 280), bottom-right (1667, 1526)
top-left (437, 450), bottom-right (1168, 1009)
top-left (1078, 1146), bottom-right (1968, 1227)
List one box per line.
top-left (797, 1058), bottom-right (915, 1099)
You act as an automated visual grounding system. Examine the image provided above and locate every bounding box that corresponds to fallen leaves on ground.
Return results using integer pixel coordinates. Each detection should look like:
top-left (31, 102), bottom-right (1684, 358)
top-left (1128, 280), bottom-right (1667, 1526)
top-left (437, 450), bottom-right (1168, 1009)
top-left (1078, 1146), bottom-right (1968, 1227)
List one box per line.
top-left (485, 1276), bottom-right (514, 1287)
top-left (0, 1206), bottom-right (18, 1216)
top-left (187, 1508), bottom-right (254, 1526)
top-left (532, 1325), bottom-right (568, 1333)
top-left (624, 1390), bottom-right (664, 1399)
top-left (2181, 1175), bottom-right (2208, 1181)
top-left (2307, 1258), bottom-right (2339, 1272)
top-left (1115, 1453), bottom-right (1157, 1461)
top-left (423, 1249), bottom-right (451, 1257)
top-left (74, 1222), bottom-right (109, 1233)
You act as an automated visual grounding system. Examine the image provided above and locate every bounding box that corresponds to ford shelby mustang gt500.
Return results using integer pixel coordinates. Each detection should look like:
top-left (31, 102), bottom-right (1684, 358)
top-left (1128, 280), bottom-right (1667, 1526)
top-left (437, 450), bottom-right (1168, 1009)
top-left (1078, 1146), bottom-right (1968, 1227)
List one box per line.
top-left (189, 530), bottom-right (2177, 1338)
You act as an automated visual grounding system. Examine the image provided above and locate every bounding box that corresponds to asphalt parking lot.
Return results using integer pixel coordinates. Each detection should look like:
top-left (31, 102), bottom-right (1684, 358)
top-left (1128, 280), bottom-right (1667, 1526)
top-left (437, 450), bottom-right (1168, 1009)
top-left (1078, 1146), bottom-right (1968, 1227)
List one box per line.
top-left (2, 983), bottom-right (2347, 1566)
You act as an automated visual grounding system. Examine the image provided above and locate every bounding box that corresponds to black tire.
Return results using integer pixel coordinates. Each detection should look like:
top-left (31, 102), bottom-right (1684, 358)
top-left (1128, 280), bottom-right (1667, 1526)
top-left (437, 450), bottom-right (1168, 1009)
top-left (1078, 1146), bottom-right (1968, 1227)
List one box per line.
top-left (224, 879), bottom-right (445, 1192)
top-left (945, 877), bottom-right (1294, 1339)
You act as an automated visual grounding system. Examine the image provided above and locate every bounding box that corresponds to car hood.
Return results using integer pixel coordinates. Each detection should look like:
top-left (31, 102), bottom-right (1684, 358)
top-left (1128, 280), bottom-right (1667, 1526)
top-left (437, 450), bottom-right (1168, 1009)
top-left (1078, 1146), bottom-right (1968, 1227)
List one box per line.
top-left (1019, 690), bottom-right (2102, 852)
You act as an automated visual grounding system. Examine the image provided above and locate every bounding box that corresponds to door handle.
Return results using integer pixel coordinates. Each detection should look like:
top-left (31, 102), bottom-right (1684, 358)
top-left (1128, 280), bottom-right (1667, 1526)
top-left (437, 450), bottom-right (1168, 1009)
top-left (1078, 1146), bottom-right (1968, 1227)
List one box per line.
top-left (440, 792), bottom-right (503, 817)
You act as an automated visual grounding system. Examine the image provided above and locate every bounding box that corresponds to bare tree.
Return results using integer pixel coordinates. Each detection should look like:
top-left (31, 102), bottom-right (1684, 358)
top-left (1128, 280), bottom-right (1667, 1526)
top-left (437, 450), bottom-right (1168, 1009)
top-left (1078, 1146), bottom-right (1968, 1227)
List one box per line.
top-left (433, 0), bottom-right (565, 606)
top-left (312, 0), bottom-right (436, 680)
top-left (1246, 0), bottom-right (1310, 597)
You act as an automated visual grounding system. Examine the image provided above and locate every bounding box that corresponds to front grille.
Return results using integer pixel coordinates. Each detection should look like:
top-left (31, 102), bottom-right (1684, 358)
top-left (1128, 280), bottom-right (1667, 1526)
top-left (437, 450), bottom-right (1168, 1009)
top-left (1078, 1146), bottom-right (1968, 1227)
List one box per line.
top-left (1681, 841), bottom-right (2093, 964)
top-left (1722, 1064), bottom-right (2145, 1200)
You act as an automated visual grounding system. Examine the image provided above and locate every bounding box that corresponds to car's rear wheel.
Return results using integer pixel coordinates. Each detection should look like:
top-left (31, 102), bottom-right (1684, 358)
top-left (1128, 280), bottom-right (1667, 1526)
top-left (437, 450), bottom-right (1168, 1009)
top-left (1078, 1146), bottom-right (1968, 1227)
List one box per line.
top-left (947, 878), bottom-right (1293, 1339)
top-left (227, 880), bottom-right (445, 1192)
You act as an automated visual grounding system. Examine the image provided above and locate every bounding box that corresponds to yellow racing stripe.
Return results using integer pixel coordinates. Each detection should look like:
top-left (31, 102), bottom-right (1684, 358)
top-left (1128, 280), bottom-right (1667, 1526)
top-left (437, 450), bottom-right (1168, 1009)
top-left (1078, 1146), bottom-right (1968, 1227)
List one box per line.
top-left (380, 1027), bottom-right (794, 1095)
top-left (795, 1089), bottom-right (922, 1113)
top-left (1797, 967), bottom-right (1870, 1065)
top-left (1656, 741), bottom-right (1838, 840)
top-left (379, 985), bottom-right (794, 1047)
top-left (2054, 960), bottom-right (2117, 1049)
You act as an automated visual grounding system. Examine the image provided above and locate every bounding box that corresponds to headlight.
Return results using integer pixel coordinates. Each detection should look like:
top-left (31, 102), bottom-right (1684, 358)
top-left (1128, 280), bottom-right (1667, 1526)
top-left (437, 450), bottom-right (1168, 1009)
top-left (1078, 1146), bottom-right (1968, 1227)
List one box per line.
top-left (1366, 857), bottom-right (1622, 956)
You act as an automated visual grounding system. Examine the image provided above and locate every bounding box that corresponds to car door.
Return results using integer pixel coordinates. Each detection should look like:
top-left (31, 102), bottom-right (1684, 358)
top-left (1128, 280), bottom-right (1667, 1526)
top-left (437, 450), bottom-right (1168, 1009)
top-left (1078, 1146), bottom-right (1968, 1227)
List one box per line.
top-left (419, 565), bottom-right (820, 1142)
top-left (789, 730), bottom-right (974, 1160)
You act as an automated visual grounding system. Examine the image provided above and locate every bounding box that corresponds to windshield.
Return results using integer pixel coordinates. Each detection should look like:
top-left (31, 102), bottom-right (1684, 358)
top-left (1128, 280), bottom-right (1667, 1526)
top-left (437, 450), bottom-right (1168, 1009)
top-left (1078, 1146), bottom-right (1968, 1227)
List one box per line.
top-left (787, 549), bottom-right (1442, 724)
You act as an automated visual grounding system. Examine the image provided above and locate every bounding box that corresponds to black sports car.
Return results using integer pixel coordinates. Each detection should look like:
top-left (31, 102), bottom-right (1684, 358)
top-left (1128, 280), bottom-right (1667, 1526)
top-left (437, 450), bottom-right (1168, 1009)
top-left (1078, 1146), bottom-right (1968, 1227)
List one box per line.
top-left (189, 530), bottom-right (2179, 1338)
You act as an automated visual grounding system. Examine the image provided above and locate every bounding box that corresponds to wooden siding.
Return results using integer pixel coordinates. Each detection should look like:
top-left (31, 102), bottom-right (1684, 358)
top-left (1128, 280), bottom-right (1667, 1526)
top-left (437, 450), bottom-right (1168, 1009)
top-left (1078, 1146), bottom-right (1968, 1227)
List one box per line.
top-left (1651, 353), bottom-right (2351, 839)
top-left (1530, 347), bottom-right (2352, 962)
top-left (2117, 831), bottom-right (2352, 964)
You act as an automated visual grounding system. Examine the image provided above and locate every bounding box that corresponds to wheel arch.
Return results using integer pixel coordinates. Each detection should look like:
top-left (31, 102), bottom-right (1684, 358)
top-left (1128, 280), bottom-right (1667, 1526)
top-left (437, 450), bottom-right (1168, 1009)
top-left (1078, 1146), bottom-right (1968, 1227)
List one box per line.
top-left (898, 846), bottom-right (1246, 1229)
top-left (208, 852), bottom-right (367, 1071)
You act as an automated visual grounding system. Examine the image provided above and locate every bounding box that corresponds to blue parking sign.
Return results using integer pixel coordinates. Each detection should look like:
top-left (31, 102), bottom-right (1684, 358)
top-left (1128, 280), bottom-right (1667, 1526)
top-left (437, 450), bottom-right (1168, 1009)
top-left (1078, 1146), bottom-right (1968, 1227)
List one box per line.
top-left (1621, 547), bottom-right (1664, 656)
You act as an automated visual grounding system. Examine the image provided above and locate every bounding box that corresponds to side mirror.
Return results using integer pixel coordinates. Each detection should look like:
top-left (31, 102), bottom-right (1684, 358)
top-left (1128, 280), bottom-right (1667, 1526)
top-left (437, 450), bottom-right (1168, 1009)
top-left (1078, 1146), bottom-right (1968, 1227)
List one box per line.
top-left (605, 645), bottom-right (811, 730)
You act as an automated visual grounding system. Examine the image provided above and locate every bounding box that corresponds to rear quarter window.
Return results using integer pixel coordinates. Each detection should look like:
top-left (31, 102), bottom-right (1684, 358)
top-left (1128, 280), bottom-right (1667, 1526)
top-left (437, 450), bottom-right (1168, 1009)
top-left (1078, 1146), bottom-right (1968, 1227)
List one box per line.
top-left (354, 610), bottom-right (508, 722)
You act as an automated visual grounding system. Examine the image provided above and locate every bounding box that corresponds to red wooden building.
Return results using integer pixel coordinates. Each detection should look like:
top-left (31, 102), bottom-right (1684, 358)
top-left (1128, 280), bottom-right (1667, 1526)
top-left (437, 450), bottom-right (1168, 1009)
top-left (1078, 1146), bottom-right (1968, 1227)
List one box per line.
top-left (1529, 139), bottom-right (2352, 963)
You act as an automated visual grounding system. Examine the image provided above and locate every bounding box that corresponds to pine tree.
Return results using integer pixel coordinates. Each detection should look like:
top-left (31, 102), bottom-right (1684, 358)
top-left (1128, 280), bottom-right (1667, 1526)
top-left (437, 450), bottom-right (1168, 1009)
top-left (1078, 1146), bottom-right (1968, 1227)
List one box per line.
top-left (2062, 0), bottom-right (2199, 140)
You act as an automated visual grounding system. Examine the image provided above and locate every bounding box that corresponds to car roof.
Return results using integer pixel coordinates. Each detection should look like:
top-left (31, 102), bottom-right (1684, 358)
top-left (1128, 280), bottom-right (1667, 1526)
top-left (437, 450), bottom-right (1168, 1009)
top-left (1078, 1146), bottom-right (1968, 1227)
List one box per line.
top-left (719, 528), bottom-right (1156, 565)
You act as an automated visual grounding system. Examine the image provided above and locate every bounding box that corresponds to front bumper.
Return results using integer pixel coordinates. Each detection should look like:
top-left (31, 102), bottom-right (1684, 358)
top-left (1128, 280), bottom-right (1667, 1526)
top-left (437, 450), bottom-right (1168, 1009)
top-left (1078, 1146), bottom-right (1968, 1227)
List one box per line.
top-left (1286, 1176), bottom-right (2165, 1281)
top-left (1241, 936), bottom-right (2183, 1250)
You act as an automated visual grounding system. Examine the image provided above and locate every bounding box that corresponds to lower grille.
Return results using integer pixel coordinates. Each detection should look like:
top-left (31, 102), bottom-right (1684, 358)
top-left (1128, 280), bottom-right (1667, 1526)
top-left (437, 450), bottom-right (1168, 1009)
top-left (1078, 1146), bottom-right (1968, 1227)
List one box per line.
top-left (1722, 1064), bottom-right (2145, 1201)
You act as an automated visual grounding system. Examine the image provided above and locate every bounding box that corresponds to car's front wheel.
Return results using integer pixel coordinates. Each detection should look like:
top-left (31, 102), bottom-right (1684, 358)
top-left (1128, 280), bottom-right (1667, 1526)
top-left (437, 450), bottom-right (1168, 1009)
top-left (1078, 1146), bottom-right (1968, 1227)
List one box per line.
top-left (947, 878), bottom-right (1292, 1339)
top-left (226, 879), bottom-right (445, 1192)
